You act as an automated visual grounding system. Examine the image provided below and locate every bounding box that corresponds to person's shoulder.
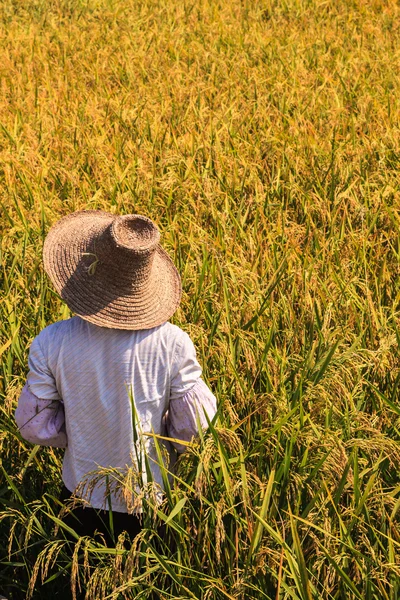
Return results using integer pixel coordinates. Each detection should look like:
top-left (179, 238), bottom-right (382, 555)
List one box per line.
top-left (160, 323), bottom-right (197, 357)
top-left (159, 322), bottom-right (191, 343)
top-left (161, 321), bottom-right (182, 336)
top-left (42, 316), bottom-right (80, 335)
top-left (32, 317), bottom-right (80, 347)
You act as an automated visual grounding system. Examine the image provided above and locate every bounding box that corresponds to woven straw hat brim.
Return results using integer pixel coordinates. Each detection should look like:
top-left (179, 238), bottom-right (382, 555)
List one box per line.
top-left (43, 210), bottom-right (182, 330)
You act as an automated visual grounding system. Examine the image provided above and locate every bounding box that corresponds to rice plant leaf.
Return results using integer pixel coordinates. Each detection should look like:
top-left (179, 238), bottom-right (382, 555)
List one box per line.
top-left (247, 469), bottom-right (275, 562)
top-left (368, 383), bottom-right (400, 417)
top-left (164, 497), bottom-right (187, 525)
top-left (147, 546), bottom-right (198, 598)
top-left (332, 451), bottom-right (353, 507)
top-left (239, 446), bottom-right (250, 506)
top-left (0, 337), bottom-right (13, 358)
top-left (241, 257), bottom-right (288, 330)
top-left (43, 513), bottom-right (81, 541)
top-left (142, 432), bottom-right (191, 448)
top-left (319, 545), bottom-right (364, 600)
top-left (347, 466), bottom-right (379, 534)
top-left (217, 441), bottom-right (233, 502)
top-left (152, 429), bottom-right (173, 504)
top-left (250, 407), bottom-right (298, 455)
top-left (289, 509), bottom-right (313, 600)
top-left (248, 506), bottom-right (304, 594)
top-left (1, 465), bottom-right (25, 504)
top-left (312, 341), bottom-right (339, 385)
top-left (18, 444), bottom-right (41, 481)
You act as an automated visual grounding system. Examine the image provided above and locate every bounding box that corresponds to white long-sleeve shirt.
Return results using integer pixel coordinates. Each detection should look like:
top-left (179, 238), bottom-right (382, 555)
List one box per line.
top-left (15, 317), bottom-right (217, 513)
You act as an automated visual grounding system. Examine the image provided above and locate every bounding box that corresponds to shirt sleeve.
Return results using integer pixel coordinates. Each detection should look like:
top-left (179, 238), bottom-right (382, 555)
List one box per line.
top-left (166, 378), bottom-right (217, 453)
top-left (15, 384), bottom-right (67, 448)
top-left (27, 332), bottom-right (61, 400)
top-left (167, 331), bottom-right (217, 452)
top-left (169, 331), bottom-right (202, 400)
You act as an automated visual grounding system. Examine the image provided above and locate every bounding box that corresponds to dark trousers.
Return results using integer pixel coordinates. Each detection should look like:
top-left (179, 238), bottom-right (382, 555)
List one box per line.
top-left (60, 485), bottom-right (143, 546)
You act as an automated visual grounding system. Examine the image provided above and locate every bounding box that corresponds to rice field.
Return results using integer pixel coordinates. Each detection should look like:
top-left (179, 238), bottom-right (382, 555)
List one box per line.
top-left (1, 0), bottom-right (400, 598)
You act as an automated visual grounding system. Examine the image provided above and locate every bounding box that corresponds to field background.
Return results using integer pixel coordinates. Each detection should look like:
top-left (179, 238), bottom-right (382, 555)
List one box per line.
top-left (1, 0), bottom-right (400, 598)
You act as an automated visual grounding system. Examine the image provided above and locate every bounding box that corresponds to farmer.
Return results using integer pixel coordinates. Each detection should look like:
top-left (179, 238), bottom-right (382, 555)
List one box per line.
top-left (15, 210), bottom-right (217, 543)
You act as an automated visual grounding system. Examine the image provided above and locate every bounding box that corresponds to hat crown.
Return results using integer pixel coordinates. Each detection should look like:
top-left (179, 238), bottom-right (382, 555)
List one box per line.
top-left (111, 215), bottom-right (160, 254)
top-left (93, 215), bottom-right (161, 289)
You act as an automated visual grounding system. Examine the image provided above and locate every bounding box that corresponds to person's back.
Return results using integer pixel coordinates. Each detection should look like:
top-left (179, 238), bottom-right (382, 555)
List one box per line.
top-left (15, 211), bottom-right (217, 540)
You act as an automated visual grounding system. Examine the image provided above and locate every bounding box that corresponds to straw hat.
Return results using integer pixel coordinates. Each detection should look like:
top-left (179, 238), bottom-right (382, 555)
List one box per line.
top-left (43, 210), bottom-right (182, 330)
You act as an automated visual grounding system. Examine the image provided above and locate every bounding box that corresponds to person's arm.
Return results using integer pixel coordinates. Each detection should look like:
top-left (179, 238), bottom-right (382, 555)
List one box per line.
top-left (15, 331), bottom-right (68, 448)
top-left (15, 384), bottom-right (67, 448)
top-left (166, 331), bottom-right (217, 453)
top-left (166, 378), bottom-right (217, 453)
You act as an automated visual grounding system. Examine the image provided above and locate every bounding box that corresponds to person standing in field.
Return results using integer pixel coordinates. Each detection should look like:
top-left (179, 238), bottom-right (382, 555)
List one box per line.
top-left (15, 210), bottom-right (217, 544)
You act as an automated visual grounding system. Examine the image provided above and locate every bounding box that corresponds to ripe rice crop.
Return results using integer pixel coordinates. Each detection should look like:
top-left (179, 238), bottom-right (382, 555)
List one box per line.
top-left (1, 0), bottom-right (400, 598)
